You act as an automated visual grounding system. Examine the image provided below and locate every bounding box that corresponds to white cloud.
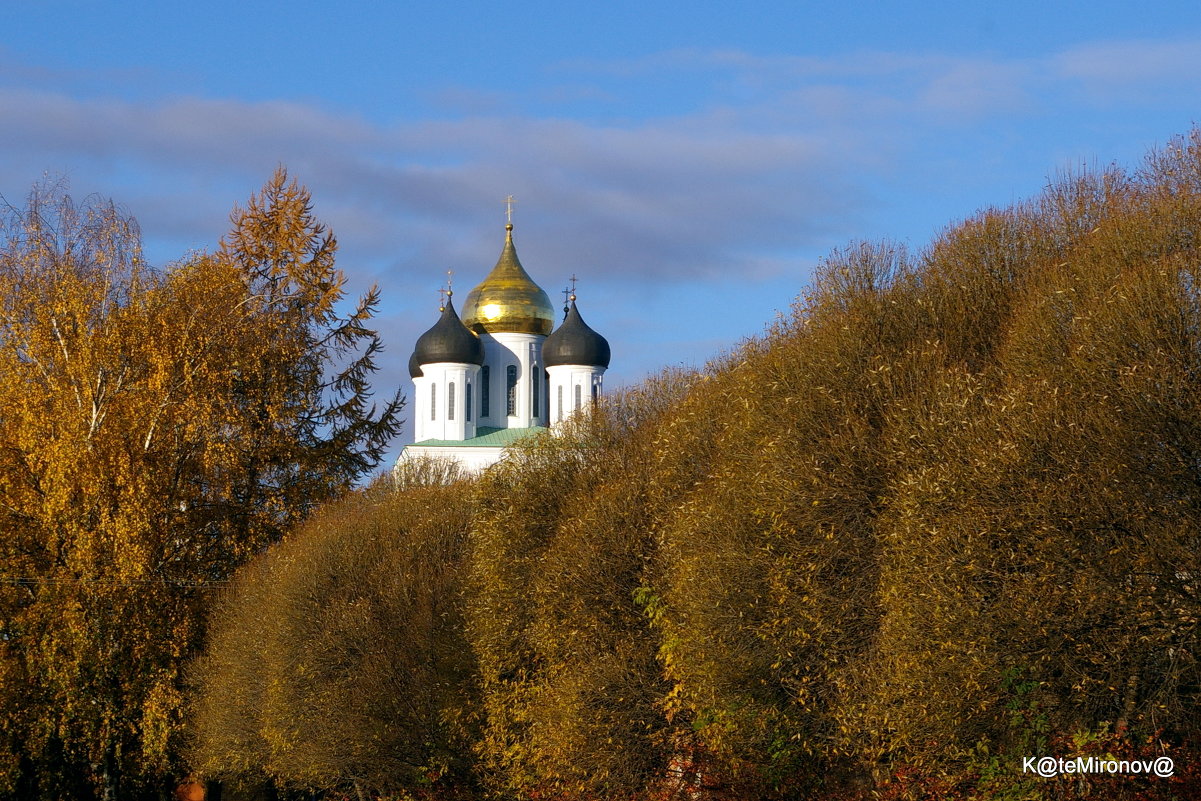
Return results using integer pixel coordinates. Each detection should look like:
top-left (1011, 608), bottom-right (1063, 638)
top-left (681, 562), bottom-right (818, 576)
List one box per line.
top-left (0, 84), bottom-right (866, 286)
top-left (918, 61), bottom-right (1035, 117)
top-left (1054, 38), bottom-right (1201, 84)
top-left (3, 36), bottom-right (1195, 293)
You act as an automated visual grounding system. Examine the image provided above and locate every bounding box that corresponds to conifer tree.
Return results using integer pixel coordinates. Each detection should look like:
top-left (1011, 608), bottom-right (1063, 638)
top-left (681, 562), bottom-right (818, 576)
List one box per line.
top-left (219, 166), bottom-right (403, 526)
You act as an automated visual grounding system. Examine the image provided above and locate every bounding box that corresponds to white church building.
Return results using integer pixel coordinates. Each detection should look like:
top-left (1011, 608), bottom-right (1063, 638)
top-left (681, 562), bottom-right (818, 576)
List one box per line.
top-left (397, 220), bottom-right (611, 473)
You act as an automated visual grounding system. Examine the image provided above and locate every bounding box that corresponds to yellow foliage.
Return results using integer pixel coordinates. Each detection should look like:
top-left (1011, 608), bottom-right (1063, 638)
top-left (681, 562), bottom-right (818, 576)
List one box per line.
top-left (0, 172), bottom-right (401, 799)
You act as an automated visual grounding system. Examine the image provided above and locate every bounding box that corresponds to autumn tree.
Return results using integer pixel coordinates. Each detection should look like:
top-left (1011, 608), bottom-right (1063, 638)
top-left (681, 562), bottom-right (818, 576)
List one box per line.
top-left (466, 383), bottom-right (689, 801)
top-left (191, 131), bottom-right (1201, 801)
top-left (848, 161), bottom-right (1201, 783)
top-left (460, 142), bottom-right (1201, 797)
top-left (0, 173), bottom-right (401, 800)
top-left (191, 481), bottom-right (479, 800)
top-left (633, 243), bottom-right (923, 797)
top-left (218, 166), bottom-right (403, 538)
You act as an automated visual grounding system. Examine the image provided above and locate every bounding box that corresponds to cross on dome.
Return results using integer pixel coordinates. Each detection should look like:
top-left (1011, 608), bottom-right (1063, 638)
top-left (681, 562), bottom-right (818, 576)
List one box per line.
top-left (561, 275), bottom-right (579, 317)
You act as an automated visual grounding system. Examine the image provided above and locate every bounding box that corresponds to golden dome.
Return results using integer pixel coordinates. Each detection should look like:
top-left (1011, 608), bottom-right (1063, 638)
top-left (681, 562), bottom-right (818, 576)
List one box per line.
top-left (461, 224), bottom-right (554, 336)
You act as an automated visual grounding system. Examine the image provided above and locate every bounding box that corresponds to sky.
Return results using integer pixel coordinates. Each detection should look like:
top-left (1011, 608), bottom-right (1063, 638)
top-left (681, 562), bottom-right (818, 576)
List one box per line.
top-left (4, 0), bottom-right (1201, 468)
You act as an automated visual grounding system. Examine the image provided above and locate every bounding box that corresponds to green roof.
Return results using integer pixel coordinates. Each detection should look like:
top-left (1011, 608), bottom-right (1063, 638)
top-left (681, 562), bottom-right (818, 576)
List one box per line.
top-left (409, 426), bottom-right (549, 449)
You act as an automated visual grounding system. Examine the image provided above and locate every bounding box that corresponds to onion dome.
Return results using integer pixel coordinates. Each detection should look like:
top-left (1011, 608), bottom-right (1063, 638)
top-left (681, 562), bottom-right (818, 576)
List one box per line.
top-left (461, 224), bottom-right (555, 336)
top-left (412, 297), bottom-right (483, 367)
top-left (543, 300), bottom-right (610, 368)
top-left (408, 349), bottom-right (423, 378)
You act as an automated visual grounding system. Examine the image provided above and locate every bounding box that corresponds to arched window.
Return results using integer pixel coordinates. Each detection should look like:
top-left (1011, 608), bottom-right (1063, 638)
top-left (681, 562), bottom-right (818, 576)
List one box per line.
top-left (466, 381), bottom-right (472, 422)
top-left (592, 381), bottom-right (598, 403)
top-left (481, 366), bottom-right (490, 417)
top-left (448, 381), bottom-right (456, 421)
top-left (574, 383), bottom-right (582, 411)
top-left (507, 365), bottom-right (518, 416)
top-left (557, 384), bottom-right (563, 422)
top-left (531, 367), bottom-right (539, 421)
top-left (430, 383), bottom-right (436, 421)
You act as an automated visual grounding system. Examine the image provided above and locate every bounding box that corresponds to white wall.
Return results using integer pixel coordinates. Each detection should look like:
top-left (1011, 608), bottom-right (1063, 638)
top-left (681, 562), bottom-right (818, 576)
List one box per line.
top-left (547, 364), bottom-right (605, 426)
top-left (412, 362), bottom-right (481, 442)
top-left (478, 331), bottom-right (547, 430)
top-left (398, 443), bottom-right (508, 474)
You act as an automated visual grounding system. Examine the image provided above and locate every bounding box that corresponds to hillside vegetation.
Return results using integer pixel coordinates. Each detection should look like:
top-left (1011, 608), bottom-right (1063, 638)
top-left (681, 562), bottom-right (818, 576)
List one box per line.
top-left (197, 132), bottom-right (1201, 800)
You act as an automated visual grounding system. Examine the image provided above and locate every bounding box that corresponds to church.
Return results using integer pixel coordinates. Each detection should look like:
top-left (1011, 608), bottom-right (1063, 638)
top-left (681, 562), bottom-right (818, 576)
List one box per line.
top-left (397, 217), bottom-right (611, 473)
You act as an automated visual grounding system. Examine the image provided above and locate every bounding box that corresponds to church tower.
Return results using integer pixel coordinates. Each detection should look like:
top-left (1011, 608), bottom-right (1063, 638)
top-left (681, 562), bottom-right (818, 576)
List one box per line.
top-left (398, 212), bottom-right (609, 474)
top-left (459, 222), bottom-right (554, 431)
top-left (544, 293), bottom-right (610, 426)
top-left (408, 295), bottom-right (482, 443)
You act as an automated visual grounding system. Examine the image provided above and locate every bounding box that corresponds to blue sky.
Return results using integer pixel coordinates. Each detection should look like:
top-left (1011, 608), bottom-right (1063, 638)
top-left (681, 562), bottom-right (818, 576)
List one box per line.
top-left (4, 1), bottom-right (1201, 464)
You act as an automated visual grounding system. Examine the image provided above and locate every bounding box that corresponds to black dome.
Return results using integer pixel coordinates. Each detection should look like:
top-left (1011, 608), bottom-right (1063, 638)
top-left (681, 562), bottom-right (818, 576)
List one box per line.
top-left (413, 299), bottom-right (484, 367)
top-left (408, 349), bottom-right (424, 378)
top-left (543, 301), bottom-right (610, 368)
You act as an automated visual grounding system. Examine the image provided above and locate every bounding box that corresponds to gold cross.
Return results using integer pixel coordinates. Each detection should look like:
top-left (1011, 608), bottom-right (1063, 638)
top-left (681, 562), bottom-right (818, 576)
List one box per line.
top-left (569, 274), bottom-right (578, 300)
top-left (446, 268), bottom-right (454, 296)
top-left (504, 194), bottom-right (516, 223)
